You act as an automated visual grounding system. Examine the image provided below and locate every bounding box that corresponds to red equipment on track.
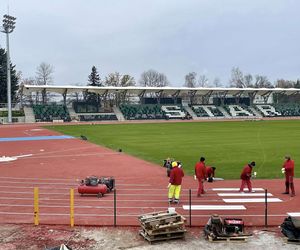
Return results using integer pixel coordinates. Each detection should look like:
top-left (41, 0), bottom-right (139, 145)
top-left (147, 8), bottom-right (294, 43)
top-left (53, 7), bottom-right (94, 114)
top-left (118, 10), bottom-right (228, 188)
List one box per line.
top-left (78, 184), bottom-right (107, 197)
top-left (78, 176), bottom-right (108, 198)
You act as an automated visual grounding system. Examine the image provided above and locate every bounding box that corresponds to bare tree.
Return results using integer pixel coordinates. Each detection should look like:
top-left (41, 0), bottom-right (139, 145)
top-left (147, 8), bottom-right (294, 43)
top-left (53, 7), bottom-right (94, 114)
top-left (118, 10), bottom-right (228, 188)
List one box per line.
top-left (36, 62), bottom-right (54, 85)
top-left (229, 67), bottom-right (246, 88)
top-left (274, 79), bottom-right (297, 103)
top-left (184, 72), bottom-right (197, 88)
top-left (139, 69), bottom-right (169, 87)
top-left (121, 74), bottom-right (136, 87)
top-left (254, 75), bottom-right (273, 88)
top-left (20, 77), bottom-right (36, 104)
top-left (244, 74), bottom-right (253, 87)
top-left (230, 67), bottom-right (272, 88)
top-left (274, 79), bottom-right (294, 88)
top-left (212, 77), bottom-right (222, 87)
top-left (36, 62), bottom-right (54, 103)
top-left (105, 72), bottom-right (136, 105)
top-left (198, 74), bottom-right (209, 87)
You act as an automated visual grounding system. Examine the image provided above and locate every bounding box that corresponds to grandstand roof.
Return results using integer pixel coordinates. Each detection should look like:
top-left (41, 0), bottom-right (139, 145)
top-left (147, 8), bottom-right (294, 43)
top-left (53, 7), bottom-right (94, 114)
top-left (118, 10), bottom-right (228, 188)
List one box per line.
top-left (21, 85), bottom-right (300, 97)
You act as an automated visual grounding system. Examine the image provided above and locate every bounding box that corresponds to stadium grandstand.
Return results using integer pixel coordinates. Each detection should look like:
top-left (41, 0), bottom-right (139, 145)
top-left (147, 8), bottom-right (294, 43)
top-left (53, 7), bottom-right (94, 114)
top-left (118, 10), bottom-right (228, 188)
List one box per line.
top-left (1, 85), bottom-right (300, 123)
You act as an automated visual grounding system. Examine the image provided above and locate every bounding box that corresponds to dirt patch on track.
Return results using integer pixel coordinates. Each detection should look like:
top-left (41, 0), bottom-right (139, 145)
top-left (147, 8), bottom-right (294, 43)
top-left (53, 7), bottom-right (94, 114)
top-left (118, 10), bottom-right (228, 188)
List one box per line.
top-left (0, 224), bottom-right (297, 250)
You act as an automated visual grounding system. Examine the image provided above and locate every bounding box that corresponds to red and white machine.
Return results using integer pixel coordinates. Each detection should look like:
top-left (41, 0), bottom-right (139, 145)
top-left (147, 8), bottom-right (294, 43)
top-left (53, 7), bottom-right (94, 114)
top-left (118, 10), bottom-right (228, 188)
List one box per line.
top-left (78, 176), bottom-right (108, 198)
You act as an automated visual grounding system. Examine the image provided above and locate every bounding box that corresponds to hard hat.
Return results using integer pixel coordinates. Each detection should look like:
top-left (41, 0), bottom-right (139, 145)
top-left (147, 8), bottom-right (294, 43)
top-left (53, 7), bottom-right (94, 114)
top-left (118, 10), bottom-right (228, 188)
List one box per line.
top-left (172, 161), bottom-right (178, 167)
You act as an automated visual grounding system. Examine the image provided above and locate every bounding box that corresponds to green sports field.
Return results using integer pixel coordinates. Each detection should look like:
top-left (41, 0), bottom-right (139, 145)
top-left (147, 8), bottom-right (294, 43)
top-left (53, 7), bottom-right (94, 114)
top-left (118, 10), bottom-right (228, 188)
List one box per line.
top-left (47, 120), bottom-right (300, 179)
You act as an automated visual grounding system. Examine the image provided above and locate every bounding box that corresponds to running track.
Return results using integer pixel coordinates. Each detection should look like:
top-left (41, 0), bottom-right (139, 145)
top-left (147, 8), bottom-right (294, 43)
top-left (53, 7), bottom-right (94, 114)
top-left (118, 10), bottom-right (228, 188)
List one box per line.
top-left (0, 124), bottom-right (299, 226)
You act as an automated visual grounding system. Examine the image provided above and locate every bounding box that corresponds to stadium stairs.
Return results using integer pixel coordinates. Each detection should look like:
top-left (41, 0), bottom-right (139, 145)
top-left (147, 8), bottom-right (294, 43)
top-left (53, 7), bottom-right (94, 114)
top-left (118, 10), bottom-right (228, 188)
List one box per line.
top-left (113, 106), bottom-right (125, 121)
top-left (183, 105), bottom-right (199, 120)
top-left (23, 107), bottom-right (36, 123)
top-left (248, 106), bottom-right (263, 118)
top-left (67, 106), bottom-right (79, 121)
top-left (216, 106), bottom-right (231, 118)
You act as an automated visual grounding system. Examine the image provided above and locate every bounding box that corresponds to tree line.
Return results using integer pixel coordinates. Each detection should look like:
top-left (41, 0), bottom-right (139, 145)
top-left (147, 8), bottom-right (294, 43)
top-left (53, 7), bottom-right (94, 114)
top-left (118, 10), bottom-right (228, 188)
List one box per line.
top-left (0, 47), bottom-right (300, 104)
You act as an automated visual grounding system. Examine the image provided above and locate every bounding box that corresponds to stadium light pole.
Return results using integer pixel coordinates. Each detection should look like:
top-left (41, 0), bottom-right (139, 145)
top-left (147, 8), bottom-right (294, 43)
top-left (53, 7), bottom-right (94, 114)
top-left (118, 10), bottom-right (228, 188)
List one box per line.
top-left (1, 14), bottom-right (16, 123)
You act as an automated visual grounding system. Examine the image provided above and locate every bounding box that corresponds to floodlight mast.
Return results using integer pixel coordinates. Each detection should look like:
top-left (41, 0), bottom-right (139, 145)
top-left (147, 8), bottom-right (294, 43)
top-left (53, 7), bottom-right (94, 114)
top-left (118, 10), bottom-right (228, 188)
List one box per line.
top-left (1, 14), bottom-right (16, 123)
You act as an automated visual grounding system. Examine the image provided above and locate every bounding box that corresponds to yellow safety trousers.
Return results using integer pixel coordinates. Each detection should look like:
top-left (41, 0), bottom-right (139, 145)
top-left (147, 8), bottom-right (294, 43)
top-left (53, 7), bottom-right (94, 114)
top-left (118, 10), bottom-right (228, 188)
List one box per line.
top-left (168, 185), bottom-right (181, 199)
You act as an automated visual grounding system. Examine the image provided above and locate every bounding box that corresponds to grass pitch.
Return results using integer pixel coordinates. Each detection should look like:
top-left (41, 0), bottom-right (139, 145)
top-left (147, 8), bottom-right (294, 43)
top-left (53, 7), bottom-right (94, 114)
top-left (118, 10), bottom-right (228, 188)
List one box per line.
top-left (47, 120), bottom-right (300, 179)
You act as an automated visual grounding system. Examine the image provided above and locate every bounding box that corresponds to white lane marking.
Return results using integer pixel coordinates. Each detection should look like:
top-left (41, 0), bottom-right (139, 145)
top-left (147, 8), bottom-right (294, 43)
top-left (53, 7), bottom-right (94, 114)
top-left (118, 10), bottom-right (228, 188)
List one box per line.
top-left (287, 212), bottom-right (300, 217)
top-left (223, 198), bottom-right (282, 203)
top-left (182, 205), bottom-right (246, 210)
top-left (0, 156), bottom-right (17, 162)
top-left (212, 188), bottom-right (264, 191)
top-left (0, 154), bottom-right (33, 162)
top-left (15, 154), bottom-right (33, 158)
top-left (218, 193), bottom-right (273, 197)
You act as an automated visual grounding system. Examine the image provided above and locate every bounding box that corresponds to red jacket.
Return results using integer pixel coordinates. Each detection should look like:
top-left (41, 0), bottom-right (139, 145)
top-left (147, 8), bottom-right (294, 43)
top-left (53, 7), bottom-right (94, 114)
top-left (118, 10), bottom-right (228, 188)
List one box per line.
top-left (169, 166), bottom-right (184, 185)
top-left (195, 161), bottom-right (206, 179)
top-left (206, 166), bottom-right (215, 177)
top-left (283, 159), bottom-right (295, 176)
top-left (240, 164), bottom-right (252, 180)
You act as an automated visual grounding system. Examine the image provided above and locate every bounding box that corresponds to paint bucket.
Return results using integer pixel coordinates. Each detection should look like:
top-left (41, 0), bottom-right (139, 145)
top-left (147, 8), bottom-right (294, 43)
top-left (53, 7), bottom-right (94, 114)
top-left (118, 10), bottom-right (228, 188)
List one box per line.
top-left (168, 207), bottom-right (176, 214)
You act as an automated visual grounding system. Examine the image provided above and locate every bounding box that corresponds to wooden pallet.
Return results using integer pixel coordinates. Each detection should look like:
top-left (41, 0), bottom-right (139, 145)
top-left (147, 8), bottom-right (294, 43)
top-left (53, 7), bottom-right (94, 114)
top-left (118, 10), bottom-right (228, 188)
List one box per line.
top-left (208, 235), bottom-right (248, 242)
top-left (139, 230), bottom-right (186, 243)
top-left (139, 212), bottom-right (185, 229)
top-left (142, 226), bottom-right (186, 236)
top-left (138, 211), bottom-right (169, 220)
top-left (139, 211), bottom-right (185, 222)
top-left (141, 221), bottom-right (185, 234)
top-left (139, 210), bottom-right (186, 243)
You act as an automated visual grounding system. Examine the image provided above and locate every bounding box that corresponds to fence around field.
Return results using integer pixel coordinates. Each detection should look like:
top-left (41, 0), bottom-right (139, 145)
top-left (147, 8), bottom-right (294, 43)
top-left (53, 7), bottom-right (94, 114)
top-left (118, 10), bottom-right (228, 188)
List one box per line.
top-left (0, 177), bottom-right (287, 227)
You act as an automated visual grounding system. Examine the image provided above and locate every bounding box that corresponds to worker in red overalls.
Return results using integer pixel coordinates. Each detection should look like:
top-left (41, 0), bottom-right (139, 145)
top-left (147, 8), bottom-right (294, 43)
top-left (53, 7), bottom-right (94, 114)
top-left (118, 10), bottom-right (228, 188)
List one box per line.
top-left (168, 161), bottom-right (184, 204)
top-left (194, 157), bottom-right (207, 197)
top-left (239, 161), bottom-right (255, 193)
top-left (206, 166), bottom-right (216, 182)
top-left (282, 155), bottom-right (295, 197)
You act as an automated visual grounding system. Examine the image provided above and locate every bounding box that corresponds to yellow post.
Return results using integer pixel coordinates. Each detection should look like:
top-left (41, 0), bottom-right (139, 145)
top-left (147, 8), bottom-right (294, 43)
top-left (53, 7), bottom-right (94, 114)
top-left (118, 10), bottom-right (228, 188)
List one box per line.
top-left (34, 187), bottom-right (39, 226)
top-left (70, 188), bottom-right (74, 227)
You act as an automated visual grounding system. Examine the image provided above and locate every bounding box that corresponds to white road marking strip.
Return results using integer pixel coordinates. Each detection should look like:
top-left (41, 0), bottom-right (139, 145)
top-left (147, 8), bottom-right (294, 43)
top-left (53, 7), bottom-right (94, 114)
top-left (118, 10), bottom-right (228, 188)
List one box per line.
top-left (0, 156), bottom-right (17, 162)
top-left (212, 188), bottom-right (264, 191)
top-left (182, 205), bottom-right (246, 210)
top-left (218, 193), bottom-right (273, 197)
top-left (223, 198), bottom-right (282, 203)
top-left (287, 212), bottom-right (300, 217)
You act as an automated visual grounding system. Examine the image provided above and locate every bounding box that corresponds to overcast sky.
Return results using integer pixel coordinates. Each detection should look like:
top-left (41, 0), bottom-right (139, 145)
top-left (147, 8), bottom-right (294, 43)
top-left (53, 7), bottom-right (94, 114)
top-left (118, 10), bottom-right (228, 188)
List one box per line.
top-left (0, 0), bottom-right (299, 86)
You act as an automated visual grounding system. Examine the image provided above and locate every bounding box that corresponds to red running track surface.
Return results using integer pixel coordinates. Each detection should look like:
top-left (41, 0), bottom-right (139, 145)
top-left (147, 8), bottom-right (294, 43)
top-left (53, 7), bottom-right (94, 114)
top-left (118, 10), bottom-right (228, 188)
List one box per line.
top-left (0, 124), bottom-right (299, 227)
